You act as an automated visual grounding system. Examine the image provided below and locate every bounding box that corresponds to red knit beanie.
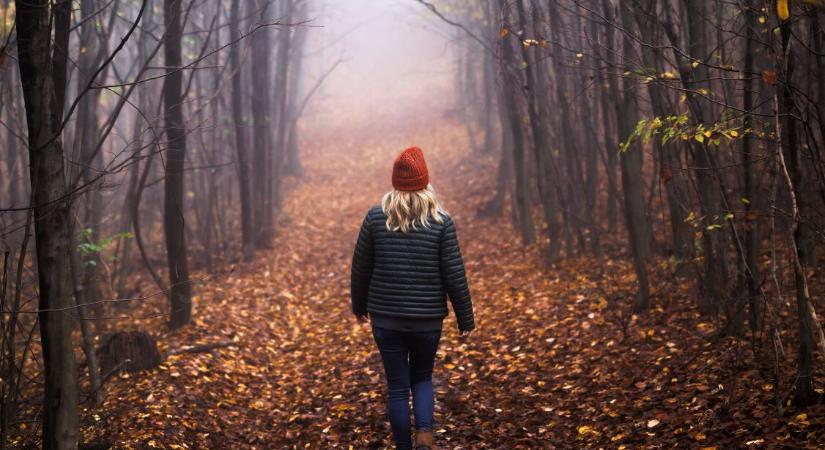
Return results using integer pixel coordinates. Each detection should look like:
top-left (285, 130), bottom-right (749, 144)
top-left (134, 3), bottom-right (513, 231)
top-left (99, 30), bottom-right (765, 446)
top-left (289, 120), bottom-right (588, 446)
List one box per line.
top-left (392, 146), bottom-right (429, 191)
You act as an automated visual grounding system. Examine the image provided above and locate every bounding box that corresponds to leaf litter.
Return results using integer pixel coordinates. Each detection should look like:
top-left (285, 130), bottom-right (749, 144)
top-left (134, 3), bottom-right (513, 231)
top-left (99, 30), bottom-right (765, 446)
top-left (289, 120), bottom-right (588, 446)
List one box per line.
top-left (82, 121), bottom-right (824, 449)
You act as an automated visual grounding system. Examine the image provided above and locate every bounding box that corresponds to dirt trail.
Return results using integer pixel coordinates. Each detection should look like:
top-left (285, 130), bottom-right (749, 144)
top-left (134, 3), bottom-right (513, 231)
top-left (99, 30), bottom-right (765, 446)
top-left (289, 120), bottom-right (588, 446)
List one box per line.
top-left (85, 119), bottom-right (822, 449)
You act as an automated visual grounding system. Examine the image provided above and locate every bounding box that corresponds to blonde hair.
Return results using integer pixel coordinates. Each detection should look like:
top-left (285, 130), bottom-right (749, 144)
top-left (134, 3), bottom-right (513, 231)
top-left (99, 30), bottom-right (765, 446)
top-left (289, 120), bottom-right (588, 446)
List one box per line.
top-left (381, 185), bottom-right (446, 233)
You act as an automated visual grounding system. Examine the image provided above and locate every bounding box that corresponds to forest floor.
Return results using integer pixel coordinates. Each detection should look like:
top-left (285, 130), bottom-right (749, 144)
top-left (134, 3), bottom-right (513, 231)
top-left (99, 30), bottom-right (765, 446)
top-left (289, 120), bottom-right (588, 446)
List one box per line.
top-left (79, 119), bottom-right (824, 449)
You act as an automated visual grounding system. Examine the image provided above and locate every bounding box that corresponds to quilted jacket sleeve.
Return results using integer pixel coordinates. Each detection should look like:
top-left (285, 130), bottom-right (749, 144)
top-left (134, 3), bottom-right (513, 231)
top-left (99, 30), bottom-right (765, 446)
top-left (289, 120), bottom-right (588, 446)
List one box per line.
top-left (350, 212), bottom-right (374, 316)
top-left (439, 217), bottom-right (475, 331)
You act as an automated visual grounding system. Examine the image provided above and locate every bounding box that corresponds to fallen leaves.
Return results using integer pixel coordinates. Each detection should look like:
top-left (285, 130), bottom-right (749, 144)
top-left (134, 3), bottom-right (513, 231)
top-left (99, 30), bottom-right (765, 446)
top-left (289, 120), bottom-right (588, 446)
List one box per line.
top-left (68, 119), bottom-right (824, 449)
top-left (777, 0), bottom-right (791, 20)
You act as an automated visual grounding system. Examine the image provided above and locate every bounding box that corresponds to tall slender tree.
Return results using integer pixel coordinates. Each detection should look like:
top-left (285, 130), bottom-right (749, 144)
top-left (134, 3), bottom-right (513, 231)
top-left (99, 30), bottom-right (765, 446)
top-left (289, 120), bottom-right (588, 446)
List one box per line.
top-left (284, 0), bottom-right (310, 177)
top-left (15, 0), bottom-right (79, 447)
top-left (230, 0), bottom-right (255, 260)
top-left (164, 0), bottom-right (192, 329)
top-left (518, 0), bottom-right (562, 261)
top-left (252, 0), bottom-right (274, 246)
top-left (272, 0), bottom-right (295, 212)
top-left (498, 0), bottom-right (535, 245)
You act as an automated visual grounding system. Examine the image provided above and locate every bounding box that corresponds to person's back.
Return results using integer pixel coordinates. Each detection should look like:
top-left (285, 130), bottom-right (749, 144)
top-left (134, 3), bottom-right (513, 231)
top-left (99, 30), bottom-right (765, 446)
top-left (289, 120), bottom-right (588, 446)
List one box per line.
top-left (352, 205), bottom-right (474, 332)
top-left (351, 146), bottom-right (475, 450)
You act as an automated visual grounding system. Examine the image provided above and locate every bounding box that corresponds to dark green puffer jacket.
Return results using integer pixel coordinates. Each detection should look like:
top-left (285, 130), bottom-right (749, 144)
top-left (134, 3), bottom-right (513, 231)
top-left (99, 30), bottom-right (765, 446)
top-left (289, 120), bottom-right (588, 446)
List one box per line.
top-left (350, 205), bottom-right (475, 331)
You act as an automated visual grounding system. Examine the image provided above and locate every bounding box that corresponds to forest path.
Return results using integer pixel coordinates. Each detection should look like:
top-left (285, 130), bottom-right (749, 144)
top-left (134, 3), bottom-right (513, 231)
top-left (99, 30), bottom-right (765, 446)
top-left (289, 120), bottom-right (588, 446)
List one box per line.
top-left (86, 120), bottom-right (802, 449)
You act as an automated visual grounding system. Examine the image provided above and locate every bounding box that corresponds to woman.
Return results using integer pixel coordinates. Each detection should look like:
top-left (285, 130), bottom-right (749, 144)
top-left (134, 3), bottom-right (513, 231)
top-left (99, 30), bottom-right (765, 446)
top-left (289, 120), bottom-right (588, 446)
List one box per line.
top-left (351, 146), bottom-right (475, 450)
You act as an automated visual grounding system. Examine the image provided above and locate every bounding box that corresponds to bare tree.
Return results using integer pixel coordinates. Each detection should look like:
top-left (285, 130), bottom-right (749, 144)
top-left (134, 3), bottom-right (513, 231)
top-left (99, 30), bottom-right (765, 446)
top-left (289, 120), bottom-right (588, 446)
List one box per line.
top-left (230, 0), bottom-right (255, 260)
top-left (15, 0), bottom-right (79, 447)
top-left (252, 0), bottom-right (275, 247)
top-left (164, 0), bottom-right (193, 329)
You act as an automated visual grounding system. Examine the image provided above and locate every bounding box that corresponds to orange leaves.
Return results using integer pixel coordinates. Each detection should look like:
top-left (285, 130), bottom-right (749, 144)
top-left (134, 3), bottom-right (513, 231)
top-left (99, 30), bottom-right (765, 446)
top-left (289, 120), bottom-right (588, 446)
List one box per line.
top-left (777, 0), bottom-right (790, 20)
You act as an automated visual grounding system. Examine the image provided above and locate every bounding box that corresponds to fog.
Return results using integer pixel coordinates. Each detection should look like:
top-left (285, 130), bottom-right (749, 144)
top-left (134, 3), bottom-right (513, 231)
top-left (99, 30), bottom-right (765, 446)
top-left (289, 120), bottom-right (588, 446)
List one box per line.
top-left (303, 0), bottom-right (457, 133)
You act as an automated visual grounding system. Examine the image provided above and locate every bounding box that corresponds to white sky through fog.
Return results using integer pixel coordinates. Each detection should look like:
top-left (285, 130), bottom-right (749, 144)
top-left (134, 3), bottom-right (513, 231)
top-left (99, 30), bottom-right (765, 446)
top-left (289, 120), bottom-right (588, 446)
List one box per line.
top-left (303, 0), bottom-right (457, 128)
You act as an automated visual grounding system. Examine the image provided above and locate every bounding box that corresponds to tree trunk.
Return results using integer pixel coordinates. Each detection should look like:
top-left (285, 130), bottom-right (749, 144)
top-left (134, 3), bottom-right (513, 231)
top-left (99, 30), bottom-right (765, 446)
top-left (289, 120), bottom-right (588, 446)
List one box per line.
top-left (163, 0), bottom-right (192, 330)
top-left (616, 1), bottom-right (651, 311)
top-left (581, 87), bottom-right (605, 265)
top-left (814, 11), bottom-right (825, 192)
top-left (575, 10), bottom-right (603, 260)
top-left (477, 90), bottom-right (513, 219)
top-left (284, 0), bottom-right (309, 177)
top-left (458, 39), bottom-right (480, 155)
top-left (117, 118), bottom-right (140, 300)
top-left (117, 0), bottom-right (156, 301)
top-left (252, 0), bottom-right (274, 247)
top-left (271, 0), bottom-right (295, 213)
top-left (633, 1), bottom-right (691, 264)
top-left (480, 16), bottom-right (496, 155)
top-left (777, 16), bottom-right (819, 406)
top-left (192, 71), bottom-right (214, 273)
top-left (663, 0), bottom-right (730, 314)
top-left (15, 0), bottom-right (80, 447)
top-left (1, 51), bottom-right (23, 210)
top-left (593, 17), bottom-right (620, 235)
top-left (547, 5), bottom-right (586, 257)
top-left (498, 0), bottom-right (535, 245)
top-left (68, 221), bottom-right (103, 405)
top-left (229, 0), bottom-right (255, 261)
top-left (520, 0), bottom-right (561, 262)
top-left (72, 0), bottom-right (107, 322)
top-left (741, 0), bottom-right (762, 332)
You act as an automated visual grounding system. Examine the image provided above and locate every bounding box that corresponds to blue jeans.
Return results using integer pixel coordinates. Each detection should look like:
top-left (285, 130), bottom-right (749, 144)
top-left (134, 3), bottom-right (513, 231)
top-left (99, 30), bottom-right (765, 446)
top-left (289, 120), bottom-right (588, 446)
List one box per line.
top-left (371, 326), bottom-right (442, 450)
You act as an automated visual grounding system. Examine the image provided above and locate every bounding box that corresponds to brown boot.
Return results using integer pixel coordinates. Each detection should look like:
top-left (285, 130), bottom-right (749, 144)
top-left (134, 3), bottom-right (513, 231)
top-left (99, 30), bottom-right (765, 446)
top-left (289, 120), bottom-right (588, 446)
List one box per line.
top-left (414, 429), bottom-right (436, 450)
